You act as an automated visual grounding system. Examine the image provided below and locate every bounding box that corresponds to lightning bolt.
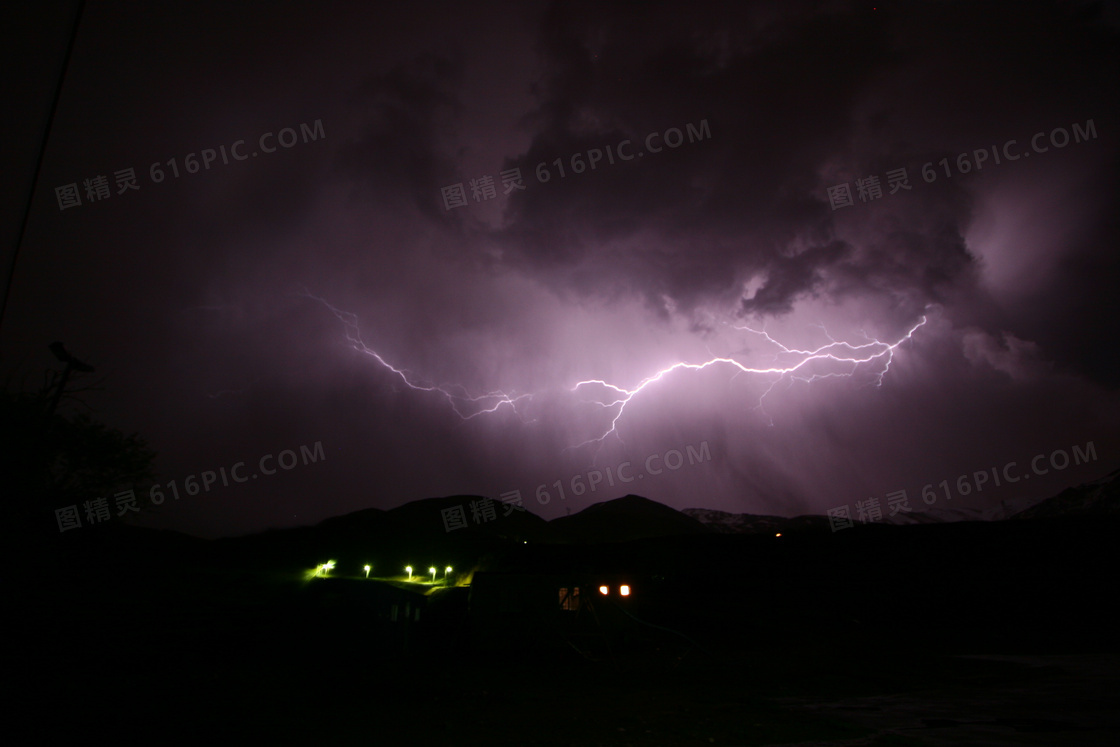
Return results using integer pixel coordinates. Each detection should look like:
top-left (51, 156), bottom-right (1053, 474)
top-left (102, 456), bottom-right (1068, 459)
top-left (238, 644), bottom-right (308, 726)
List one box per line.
top-left (299, 289), bottom-right (534, 420)
top-left (299, 289), bottom-right (926, 449)
top-left (569, 315), bottom-right (927, 446)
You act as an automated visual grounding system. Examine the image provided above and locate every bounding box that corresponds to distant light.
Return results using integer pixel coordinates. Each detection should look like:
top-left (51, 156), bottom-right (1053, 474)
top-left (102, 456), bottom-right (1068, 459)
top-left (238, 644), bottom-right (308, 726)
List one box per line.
top-left (310, 560), bottom-right (336, 579)
top-left (405, 565), bottom-right (413, 579)
top-left (619, 585), bottom-right (630, 596)
top-left (429, 566), bottom-right (437, 581)
top-left (364, 564), bottom-right (371, 578)
top-left (445, 566), bottom-right (453, 578)
top-left (599, 585), bottom-right (609, 595)
top-left (775, 533), bottom-right (781, 537)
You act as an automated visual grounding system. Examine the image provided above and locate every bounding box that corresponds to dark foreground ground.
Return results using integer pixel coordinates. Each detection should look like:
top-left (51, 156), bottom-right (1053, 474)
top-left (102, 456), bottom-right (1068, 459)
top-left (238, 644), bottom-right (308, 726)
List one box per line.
top-left (11, 516), bottom-right (1119, 745)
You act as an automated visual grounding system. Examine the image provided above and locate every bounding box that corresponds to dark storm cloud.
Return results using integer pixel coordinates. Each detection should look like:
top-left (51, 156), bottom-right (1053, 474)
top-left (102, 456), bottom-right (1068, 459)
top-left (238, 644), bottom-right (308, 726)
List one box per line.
top-left (489, 0), bottom-right (1119, 348)
top-left (494, 1), bottom-right (895, 310)
top-left (738, 240), bottom-right (850, 316)
top-left (6, 1), bottom-right (1119, 539)
top-left (338, 53), bottom-right (466, 221)
top-left (823, 195), bottom-right (981, 323)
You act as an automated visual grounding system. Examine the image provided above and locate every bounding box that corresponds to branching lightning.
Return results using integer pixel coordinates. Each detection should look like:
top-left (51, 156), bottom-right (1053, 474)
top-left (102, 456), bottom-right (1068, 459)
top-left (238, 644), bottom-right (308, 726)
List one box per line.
top-left (299, 289), bottom-right (535, 419)
top-left (569, 315), bottom-right (927, 446)
top-left (300, 289), bottom-right (926, 450)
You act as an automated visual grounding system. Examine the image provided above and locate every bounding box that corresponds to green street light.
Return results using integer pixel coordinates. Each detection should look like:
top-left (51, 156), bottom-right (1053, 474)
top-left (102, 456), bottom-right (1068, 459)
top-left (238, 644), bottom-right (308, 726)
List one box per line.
top-left (364, 564), bottom-right (371, 578)
top-left (405, 565), bottom-right (413, 579)
top-left (310, 560), bottom-right (336, 578)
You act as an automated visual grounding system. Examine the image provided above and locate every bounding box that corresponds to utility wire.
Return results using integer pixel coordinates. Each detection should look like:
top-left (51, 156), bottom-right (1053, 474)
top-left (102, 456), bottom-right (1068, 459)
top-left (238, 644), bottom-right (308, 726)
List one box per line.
top-left (0, 0), bottom-right (87, 336)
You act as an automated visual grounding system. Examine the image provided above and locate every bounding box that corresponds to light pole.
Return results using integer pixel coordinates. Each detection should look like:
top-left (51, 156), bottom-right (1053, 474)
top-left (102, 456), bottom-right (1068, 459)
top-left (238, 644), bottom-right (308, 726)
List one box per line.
top-left (47, 342), bottom-right (94, 415)
top-left (364, 565), bottom-right (371, 578)
top-left (429, 566), bottom-right (437, 583)
top-left (405, 565), bottom-right (412, 580)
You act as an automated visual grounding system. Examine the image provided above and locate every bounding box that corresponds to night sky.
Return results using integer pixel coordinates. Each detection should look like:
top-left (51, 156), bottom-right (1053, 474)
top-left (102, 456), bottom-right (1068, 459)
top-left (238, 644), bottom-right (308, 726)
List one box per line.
top-left (4, 0), bottom-right (1119, 538)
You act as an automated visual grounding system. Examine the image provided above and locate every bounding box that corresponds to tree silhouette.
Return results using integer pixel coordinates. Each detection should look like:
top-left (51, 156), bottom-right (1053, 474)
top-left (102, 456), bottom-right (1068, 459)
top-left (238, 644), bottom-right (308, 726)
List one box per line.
top-left (1, 348), bottom-right (156, 547)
